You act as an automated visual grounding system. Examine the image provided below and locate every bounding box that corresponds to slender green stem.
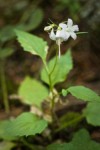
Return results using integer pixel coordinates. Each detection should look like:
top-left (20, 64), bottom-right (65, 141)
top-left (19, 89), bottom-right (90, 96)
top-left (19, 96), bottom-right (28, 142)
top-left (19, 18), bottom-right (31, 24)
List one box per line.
top-left (49, 50), bottom-right (58, 75)
top-left (0, 60), bottom-right (10, 113)
top-left (43, 60), bottom-right (53, 91)
top-left (43, 50), bottom-right (58, 122)
top-left (58, 42), bottom-right (61, 58)
top-left (55, 114), bottom-right (84, 132)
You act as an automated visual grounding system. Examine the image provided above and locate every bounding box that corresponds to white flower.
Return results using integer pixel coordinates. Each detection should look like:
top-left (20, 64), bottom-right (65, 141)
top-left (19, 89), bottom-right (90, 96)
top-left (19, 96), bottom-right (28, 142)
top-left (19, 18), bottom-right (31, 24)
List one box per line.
top-left (44, 19), bottom-right (79, 58)
top-left (49, 23), bottom-right (68, 42)
top-left (66, 18), bottom-right (79, 40)
top-left (44, 24), bottom-right (55, 31)
top-left (49, 23), bottom-right (69, 58)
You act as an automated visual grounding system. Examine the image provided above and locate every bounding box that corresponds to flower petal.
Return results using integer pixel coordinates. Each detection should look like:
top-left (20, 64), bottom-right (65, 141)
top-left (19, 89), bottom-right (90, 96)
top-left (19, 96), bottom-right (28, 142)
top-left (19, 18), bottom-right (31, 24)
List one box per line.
top-left (49, 29), bottom-right (56, 40)
top-left (70, 32), bottom-right (77, 40)
top-left (56, 30), bottom-right (68, 41)
top-left (72, 25), bottom-right (79, 32)
top-left (65, 32), bottom-right (70, 40)
top-left (44, 25), bottom-right (52, 31)
top-left (67, 18), bottom-right (73, 27)
top-left (59, 23), bottom-right (67, 30)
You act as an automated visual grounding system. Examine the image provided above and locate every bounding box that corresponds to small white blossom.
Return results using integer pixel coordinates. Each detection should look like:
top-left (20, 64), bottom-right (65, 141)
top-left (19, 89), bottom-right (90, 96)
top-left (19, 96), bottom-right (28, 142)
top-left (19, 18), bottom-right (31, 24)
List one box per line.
top-left (49, 23), bottom-right (69, 58)
top-left (44, 24), bottom-right (55, 31)
top-left (44, 19), bottom-right (79, 58)
top-left (66, 18), bottom-right (79, 40)
top-left (49, 23), bottom-right (68, 42)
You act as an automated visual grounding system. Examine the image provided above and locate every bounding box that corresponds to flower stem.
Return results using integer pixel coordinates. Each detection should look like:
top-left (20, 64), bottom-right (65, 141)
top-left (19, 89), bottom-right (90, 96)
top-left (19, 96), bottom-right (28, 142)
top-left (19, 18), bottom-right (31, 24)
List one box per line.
top-left (43, 52), bottom-right (58, 122)
top-left (58, 43), bottom-right (61, 58)
top-left (0, 60), bottom-right (10, 114)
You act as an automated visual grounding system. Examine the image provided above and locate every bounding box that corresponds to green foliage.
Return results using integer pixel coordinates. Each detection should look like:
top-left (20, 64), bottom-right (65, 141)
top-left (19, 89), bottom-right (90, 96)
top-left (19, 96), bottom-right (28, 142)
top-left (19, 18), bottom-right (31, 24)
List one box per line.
top-left (62, 86), bottom-right (100, 102)
top-left (0, 9), bottom-right (44, 43)
top-left (0, 141), bottom-right (15, 150)
top-left (55, 0), bottom-right (80, 19)
top-left (0, 26), bottom-right (15, 43)
top-left (47, 129), bottom-right (100, 150)
top-left (56, 112), bottom-right (83, 132)
top-left (18, 77), bottom-right (48, 108)
top-left (0, 48), bottom-right (14, 59)
top-left (18, 8), bottom-right (44, 31)
top-left (7, 112), bottom-right (47, 137)
top-left (84, 102), bottom-right (100, 126)
top-left (0, 121), bottom-right (16, 140)
top-left (41, 50), bottom-right (73, 86)
top-left (62, 86), bottom-right (100, 126)
top-left (15, 30), bottom-right (48, 61)
top-left (62, 89), bottom-right (68, 96)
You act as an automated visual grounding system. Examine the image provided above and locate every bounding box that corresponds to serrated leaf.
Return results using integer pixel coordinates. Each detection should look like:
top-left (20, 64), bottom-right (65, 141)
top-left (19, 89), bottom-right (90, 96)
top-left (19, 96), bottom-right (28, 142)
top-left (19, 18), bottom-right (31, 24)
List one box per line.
top-left (62, 86), bottom-right (100, 102)
top-left (7, 112), bottom-right (47, 137)
top-left (18, 77), bottom-right (48, 107)
top-left (47, 129), bottom-right (100, 150)
top-left (0, 48), bottom-right (14, 59)
top-left (84, 102), bottom-right (100, 126)
top-left (0, 141), bottom-right (15, 150)
top-left (41, 50), bottom-right (73, 86)
top-left (15, 30), bottom-right (48, 60)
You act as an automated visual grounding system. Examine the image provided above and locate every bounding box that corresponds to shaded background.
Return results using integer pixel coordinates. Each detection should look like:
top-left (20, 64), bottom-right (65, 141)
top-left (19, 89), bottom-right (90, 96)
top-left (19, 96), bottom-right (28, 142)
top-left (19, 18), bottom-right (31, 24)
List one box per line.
top-left (0, 0), bottom-right (100, 116)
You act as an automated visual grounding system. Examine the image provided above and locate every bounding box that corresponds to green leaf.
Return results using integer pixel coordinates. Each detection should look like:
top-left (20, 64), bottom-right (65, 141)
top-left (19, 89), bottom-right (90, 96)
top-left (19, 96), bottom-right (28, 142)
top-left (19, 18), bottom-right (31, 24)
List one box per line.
top-left (62, 89), bottom-right (68, 96)
top-left (47, 129), bottom-right (100, 150)
top-left (16, 8), bottom-right (44, 31)
top-left (0, 26), bottom-right (15, 42)
top-left (7, 112), bottom-right (48, 137)
top-left (0, 121), bottom-right (16, 140)
top-left (22, 8), bottom-right (44, 31)
top-left (84, 102), bottom-right (100, 126)
top-left (0, 141), bottom-right (15, 150)
top-left (15, 30), bottom-right (48, 60)
top-left (0, 9), bottom-right (43, 43)
top-left (41, 50), bottom-right (73, 86)
top-left (0, 48), bottom-right (14, 59)
top-left (62, 86), bottom-right (100, 102)
top-left (18, 77), bottom-right (48, 107)
top-left (56, 112), bottom-right (83, 132)
top-left (27, 8), bottom-right (43, 30)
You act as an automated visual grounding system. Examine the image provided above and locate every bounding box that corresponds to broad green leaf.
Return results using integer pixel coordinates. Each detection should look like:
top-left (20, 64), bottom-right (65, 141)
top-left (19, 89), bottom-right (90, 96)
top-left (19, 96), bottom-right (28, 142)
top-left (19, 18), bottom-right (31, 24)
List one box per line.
top-left (0, 141), bottom-right (15, 150)
top-left (15, 30), bottom-right (48, 60)
top-left (41, 50), bottom-right (73, 86)
top-left (7, 112), bottom-right (47, 136)
top-left (84, 102), bottom-right (100, 126)
top-left (62, 86), bottom-right (100, 102)
top-left (18, 77), bottom-right (48, 107)
top-left (47, 129), bottom-right (100, 150)
top-left (0, 121), bottom-right (16, 140)
top-left (0, 48), bottom-right (14, 59)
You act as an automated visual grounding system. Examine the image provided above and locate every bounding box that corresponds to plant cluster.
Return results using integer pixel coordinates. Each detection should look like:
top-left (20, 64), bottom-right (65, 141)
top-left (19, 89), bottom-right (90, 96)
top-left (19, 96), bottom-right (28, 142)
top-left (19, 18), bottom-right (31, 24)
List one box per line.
top-left (0, 19), bottom-right (100, 150)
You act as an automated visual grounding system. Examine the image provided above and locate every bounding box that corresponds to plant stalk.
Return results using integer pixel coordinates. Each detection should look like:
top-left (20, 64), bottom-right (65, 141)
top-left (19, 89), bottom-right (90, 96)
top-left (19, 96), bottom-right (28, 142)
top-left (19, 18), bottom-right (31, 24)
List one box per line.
top-left (0, 60), bottom-right (10, 113)
top-left (43, 50), bottom-right (58, 122)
